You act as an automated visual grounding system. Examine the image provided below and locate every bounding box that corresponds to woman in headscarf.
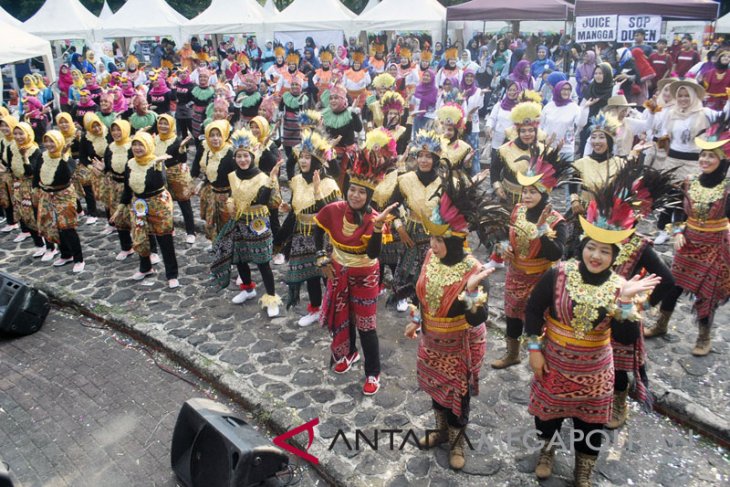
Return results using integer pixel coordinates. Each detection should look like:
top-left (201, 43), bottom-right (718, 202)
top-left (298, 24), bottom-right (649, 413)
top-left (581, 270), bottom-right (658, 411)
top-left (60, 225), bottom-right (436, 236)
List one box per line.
top-left (457, 50), bottom-right (479, 72)
top-left (113, 131), bottom-right (180, 289)
top-left (58, 65), bottom-right (74, 112)
top-left (34, 130), bottom-right (84, 272)
top-left (154, 115), bottom-right (196, 244)
top-left (541, 80), bottom-right (589, 165)
top-left (8, 122), bottom-right (53, 257)
top-left (578, 63), bottom-right (614, 156)
top-left (0, 114), bottom-right (18, 233)
top-left (191, 120), bottom-right (236, 244)
top-left (78, 113), bottom-right (108, 225)
top-left (614, 47), bottom-right (638, 103)
top-left (531, 45), bottom-right (556, 79)
top-left (129, 95), bottom-right (158, 134)
top-left (575, 50), bottom-right (596, 101)
top-left (210, 129), bottom-right (284, 317)
top-left (411, 69), bottom-right (438, 137)
top-left (699, 47), bottom-right (730, 111)
top-left (148, 72), bottom-right (173, 115)
top-left (506, 47), bottom-right (526, 78)
top-left (509, 60), bottom-right (535, 91)
top-left (278, 129), bottom-right (341, 325)
top-left (485, 80), bottom-right (521, 168)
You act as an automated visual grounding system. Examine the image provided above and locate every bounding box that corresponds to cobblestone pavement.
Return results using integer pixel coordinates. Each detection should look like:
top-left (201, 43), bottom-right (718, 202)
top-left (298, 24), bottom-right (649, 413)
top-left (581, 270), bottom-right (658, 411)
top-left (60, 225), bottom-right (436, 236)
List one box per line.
top-left (0, 184), bottom-right (728, 486)
top-left (0, 309), bottom-right (324, 487)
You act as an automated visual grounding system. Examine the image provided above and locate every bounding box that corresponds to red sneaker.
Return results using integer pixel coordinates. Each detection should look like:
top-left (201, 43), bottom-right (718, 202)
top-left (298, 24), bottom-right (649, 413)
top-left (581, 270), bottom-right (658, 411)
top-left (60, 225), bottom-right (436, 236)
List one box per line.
top-left (363, 375), bottom-right (380, 395)
top-left (333, 351), bottom-right (360, 374)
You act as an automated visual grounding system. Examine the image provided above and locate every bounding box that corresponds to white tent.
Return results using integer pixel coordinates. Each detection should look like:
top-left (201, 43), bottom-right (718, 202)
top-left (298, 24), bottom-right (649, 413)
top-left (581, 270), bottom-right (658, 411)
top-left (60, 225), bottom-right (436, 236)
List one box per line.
top-left (355, 0), bottom-right (446, 42)
top-left (0, 6), bottom-right (21, 27)
top-left (97, 0), bottom-right (187, 44)
top-left (715, 13), bottom-right (730, 33)
top-left (98, 1), bottom-right (114, 20)
top-left (361, 0), bottom-right (380, 15)
top-left (0, 20), bottom-right (56, 103)
top-left (24, 0), bottom-right (100, 42)
top-left (263, 0), bottom-right (279, 16)
top-left (269, 0), bottom-right (357, 33)
top-left (184, 0), bottom-right (265, 37)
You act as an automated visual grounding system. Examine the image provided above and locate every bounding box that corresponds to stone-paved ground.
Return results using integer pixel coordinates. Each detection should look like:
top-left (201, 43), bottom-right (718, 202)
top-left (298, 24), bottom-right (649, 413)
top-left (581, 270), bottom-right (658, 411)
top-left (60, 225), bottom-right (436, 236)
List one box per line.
top-left (0, 308), bottom-right (325, 487)
top-left (0, 184), bottom-right (728, 486)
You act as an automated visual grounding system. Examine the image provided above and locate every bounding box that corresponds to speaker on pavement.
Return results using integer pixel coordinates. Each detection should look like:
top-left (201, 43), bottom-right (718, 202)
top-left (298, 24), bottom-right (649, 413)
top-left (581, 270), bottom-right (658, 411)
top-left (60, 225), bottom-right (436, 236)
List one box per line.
top-left (171, 398), bottom-right (289, 487)
top-left (0, 272), bottom-right (50, 336)
top-left (0, 457), bottom-right (17, 487)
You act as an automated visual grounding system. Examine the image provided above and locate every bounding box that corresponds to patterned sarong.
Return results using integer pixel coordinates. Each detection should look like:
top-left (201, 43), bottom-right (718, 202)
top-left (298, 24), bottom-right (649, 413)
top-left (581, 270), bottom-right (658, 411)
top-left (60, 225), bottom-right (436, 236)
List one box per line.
top-left (37, 186), bottom-right (77, 244)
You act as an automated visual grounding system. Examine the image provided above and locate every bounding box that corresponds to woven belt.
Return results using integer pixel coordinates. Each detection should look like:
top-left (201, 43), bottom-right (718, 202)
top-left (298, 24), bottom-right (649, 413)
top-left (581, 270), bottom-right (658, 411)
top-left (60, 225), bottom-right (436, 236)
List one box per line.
top-left (686, 217), bottom-right (729, 232)
top-left (545, 315), bottom-right (610, 348)
top-left (511, 258), bottom-right (554, 275)
top-left (212, 186), bottom-right (231, 194)
top-left (423, 313), bottom-right (470, 333)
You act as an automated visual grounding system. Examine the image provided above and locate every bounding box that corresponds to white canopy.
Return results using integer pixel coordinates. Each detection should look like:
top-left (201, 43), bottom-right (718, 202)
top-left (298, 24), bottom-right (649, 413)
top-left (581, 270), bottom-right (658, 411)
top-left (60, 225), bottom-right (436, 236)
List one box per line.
top-left (98, 1), bottom-right (114, 20)
top-left (97, 0), bottom-right (187, 44)
top-left (716, 13), bottom-right (730, 33)
top-left (0, 6), bottom-right (21, 27)
top-left (269, 0), bottom-right (357, 33)
top-left (24, 0), bottom-right (100, 42)
top-left (184, 0), bottom-right (265, 37)
top-left (355, 0), bottom-right (446, 41)
top-left (361, 0), bottom-right (380, 15)
top-left (263, 0), bottom-right (279, 15)
top-left (0, 20), bottom-right (56, 103)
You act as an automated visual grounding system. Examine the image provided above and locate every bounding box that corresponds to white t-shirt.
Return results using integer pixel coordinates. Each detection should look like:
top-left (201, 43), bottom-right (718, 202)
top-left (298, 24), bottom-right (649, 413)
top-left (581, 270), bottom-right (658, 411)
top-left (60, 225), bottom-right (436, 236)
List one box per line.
top-left (485, 104), bottom-right (514, 149)
top-left (541, 102), bottom-right (588, 159)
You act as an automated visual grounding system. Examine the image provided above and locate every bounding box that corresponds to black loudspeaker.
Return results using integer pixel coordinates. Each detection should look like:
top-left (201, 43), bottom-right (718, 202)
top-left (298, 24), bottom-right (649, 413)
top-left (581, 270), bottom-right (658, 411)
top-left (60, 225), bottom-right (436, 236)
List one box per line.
top-left (0, 272), bottom-right (50, 336)
top-left (171, 398), bottom-right (289, 487)
top-left (0, 457), bottom-right (17, 487)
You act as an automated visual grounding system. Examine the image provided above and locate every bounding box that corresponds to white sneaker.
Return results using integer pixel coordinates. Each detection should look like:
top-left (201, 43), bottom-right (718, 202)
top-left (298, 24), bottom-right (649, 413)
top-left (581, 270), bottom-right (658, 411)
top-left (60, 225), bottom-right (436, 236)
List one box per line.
top-left (298, 311), bottom-right (321, 327)
top-left (485, 259), bottom-right (505, 270)
top-left (32, 247), bottom-right (46, 258)
top-left (185, 234), bottom-right (196, 244)
top-left (654, 230), bottom-right (669, 245)
top-left (1, 223), bottom-right (19, 232)
top-left (396, 299), bottom-right (409, 312)
top-left (41, 248), bottom-right (59, 262)
top-left (272, 253), bottom-right (286, 265)
top-left (150, 253), bottom-right (161, 265)
top-left (168, 278), bottom-right (180, 289)
top-left (101, 225), bottom-right (115, 236)
top-left (132, 269), bottom-right (155, 281)
top-left (85, 216), bottom-right (98, 225)
top-left (267, 304), bottom-right (280, 317)
top-left (0, 216), bottom-right (5, 225)
top-left (13, 232), bottom-right (31, 243)
top-left (232, 288), bottom-right (257, 304)
top-left (53, 256), bottom-right (74, 267)
top-left (115, 249), bottom-right (134, 261)
top-left (72, 262), bottom-right (85, 273)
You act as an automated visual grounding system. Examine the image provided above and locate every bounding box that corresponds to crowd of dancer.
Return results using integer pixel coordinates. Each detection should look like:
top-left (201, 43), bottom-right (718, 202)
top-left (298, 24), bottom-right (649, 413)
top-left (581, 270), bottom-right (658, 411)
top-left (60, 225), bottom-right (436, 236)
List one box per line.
top-left (1, 32), bottom-right (728, 486)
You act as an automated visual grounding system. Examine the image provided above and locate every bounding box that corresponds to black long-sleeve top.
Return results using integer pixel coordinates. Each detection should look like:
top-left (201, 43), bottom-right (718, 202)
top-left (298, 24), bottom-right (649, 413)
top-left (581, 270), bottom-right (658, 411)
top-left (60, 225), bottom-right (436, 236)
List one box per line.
top-left (524, 264), bottom-right (640, 345)
top-left (79, 134), bottom-right (109, 167)
top-left (159, 137), bottom-right (186, 168)
top-left (258, 145), bottom-right (280, 174)
top-left (629, 243), bottom-right (675, 308)
top-left (490, 138), bottom-right (531, 186)
top-left (519, 203), bottom-right (568, 261)
top-left (191, 147), bottom-right (236, 189)
top-left (120, 162), bottom-right (166, 204)
top-left (324, 110), bottom-right (363, 147)
top-left (7, 146), bottom-right (42, 178)
top-left (148, 91), bottom-right (173, 115)
top-left (33, 155), bottom-right (76, 189)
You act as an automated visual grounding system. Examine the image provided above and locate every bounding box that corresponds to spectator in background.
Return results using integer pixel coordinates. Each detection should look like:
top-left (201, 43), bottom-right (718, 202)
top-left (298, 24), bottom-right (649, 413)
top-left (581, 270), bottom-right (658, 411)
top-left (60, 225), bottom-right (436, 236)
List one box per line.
top-left (632, 29), bottom-right (653, 57)
top-left (673, 36), bottom-right (701, 78)
top-left (261, 41), bottom-right (275, 73)
top-left (531, 45), bottom-right (556, 79)
top-left (575, 50), bottom-right (596, 101)
top-left (245, 37), bottom-right (262, 71)
top-left (649, 39), bottom-right (674, 94)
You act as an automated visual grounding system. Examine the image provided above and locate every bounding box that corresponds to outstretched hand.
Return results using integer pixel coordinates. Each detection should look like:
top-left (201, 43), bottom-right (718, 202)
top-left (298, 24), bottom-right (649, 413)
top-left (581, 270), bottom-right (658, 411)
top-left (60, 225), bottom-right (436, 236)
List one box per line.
top-left (466, 265), bottom-right (495, 292)
top-left (373, 202), bottom-right (399, 226)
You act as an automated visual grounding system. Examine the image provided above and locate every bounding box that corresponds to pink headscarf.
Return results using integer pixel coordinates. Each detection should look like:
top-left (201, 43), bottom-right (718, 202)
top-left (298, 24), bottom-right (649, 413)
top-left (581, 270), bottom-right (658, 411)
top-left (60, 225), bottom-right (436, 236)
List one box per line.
top-left (112, 88), bottom-right (128, 113)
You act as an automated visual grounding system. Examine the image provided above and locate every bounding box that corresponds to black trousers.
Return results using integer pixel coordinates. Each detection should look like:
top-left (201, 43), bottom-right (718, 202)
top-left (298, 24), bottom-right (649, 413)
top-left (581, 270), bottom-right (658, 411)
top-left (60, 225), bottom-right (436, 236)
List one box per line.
top-left (237, 262), bottom-right (276, 296)
top-left (139, 234), bottom-right (177, 279)
top-left (506, 316), bottom-right (524, 339)
top-left (22, 221), bottom-right (53, 250)
top-left (2, 203), bottom-right (14, 225)
top-left (82, 185), bottom-right (97, 216)
top-left (306, 277), bottom-right (322, 308)
top-left (284, 146), bottom-right (296, 180)
top-left (59, 228), bottom-right (83, 262)
top-left (176, 118), bottom-right (192, 138)
top-left (346, 326), bottom-right (380, 377)
top-left (178, 199), bottom-right (196, 235)
top-left (535, 416), bottom-right (604, 456)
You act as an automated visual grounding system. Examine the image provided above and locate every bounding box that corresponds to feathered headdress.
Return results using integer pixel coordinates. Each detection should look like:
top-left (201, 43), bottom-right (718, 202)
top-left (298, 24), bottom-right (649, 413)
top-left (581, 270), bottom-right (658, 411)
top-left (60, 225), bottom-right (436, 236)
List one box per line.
top-left (230, 128), bottom-right (261, 161)
top-left (424, 165), bottom-right (509, 243)
top-left (295, 128), bottom-right (332, 165)
top-left (399, 47), bottom-right (412, 61)
top-left (372, 72), bottom-right (395, 90)
top-left (363, 127), bottom-right (397, 161)
top-left (588, 113), bottom-right (621, 140)
top-left (236, 52), bottom-right (250, 67)
top-left (580, 161), bottom-right (644, 244)
top-left (351, 45), bottom-right (366, 65)
top-left (409, 129), bottom-right (445, 156)
top-left (444, 43), bottom-right (460, 61)
top-left (694, 110), bottom-right (730, 160)
top-left (420, 49), bottom-right (433, 63)
top-left (319, 46), bottom-right (334, 63)
top-left (520, 89), bottom-right (543, 104)
top-left (436, 103), bottom-right (466, 132)
top-left (286, 50), bottom-right (301, 66)
top-left (349, 138), bottom-right (396, 191)
top-left (511, 101), bottom-right (542, 127)
top-left (630, 160), bottom-right (682, 219)
top-left (298, 109), bottom-right (322, 129)
top-left (370, 36), bottom-right (386, 56)
top-left (515, 145), bottom-right (573, 193)
top-left (380, 91), bottom-right (405, 114)
top-left (273, 41), bottom-right (286, 59)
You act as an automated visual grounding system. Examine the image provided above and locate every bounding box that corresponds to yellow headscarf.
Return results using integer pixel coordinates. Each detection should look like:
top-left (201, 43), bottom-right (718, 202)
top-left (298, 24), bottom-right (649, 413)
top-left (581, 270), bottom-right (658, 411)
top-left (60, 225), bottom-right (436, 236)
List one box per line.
top-left (131, 132), bottom-right (156, 165)
top-left (205, 120), bottom-right (231, 154)
top-left (1, 115), bottom-right (18, 142)
top-left (249, 116), bottom-right (270, 145)
top-left (111, 120), bottom-right (132, 146)
top-left (14, 122), bottom-right (38, 152)
top-left (156, 114), bottom-right (177, 141)
top-left (55, 112), bottom-right (77, 141)
top-left (43, 130), bottom-right (66, 158)
top-left (32, 73), bottom-right (47, 90)
top-left (0, 107), bottom-right (9, 118)
top-left (83, 112), bottom-right (108, 138)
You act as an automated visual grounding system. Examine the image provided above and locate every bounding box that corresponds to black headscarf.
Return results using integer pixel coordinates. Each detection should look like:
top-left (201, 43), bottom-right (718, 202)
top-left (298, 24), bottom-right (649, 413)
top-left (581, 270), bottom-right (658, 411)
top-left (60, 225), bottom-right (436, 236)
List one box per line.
top-left (587, 63), bottom-right (614, 116)
top-left (699, 158), bottom-right (730, 188)
top-left (441, 236), bottom-right (466, 266)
